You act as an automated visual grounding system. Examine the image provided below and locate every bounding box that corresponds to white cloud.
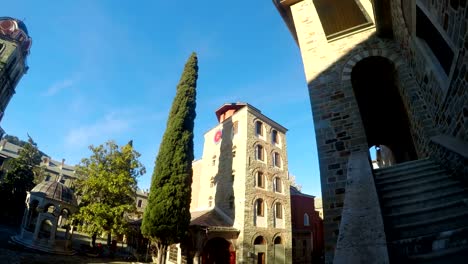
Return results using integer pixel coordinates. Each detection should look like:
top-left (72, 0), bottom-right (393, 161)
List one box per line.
top-left (64, 112), bottom-right (131, 148)
top-left (63, 108), bottom-right (166, 149)
top-left (43, 78), bottom-right (76, 96)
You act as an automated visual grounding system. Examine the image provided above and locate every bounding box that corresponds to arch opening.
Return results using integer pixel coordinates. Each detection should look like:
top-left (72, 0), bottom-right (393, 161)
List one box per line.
top-left (351, 56), bottom-right (417, 165)
top-left (202, 237), bottom-right (232, 264)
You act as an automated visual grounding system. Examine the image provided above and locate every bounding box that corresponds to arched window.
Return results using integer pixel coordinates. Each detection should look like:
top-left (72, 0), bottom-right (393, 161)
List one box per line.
top-left (256, 171), bottom-right (265, 188)
top-left (256, 199), bottom-right (264, 216)
top-left (255, 121), bottom-right (263, 136)
top-left (209, 196), bottom-right (213, 207)
top-left (255, 145), bottom-right (264, 161)
top-left (274, 236), bottom-right (282, 244)
top-left (304, 213), bottom-right (310, 226)
top-left (254, 236), bottom-right (266, 245)
top-left (273, 177), bottom-right (282, 193)
top-left (273, 152), bottom-right (281, 167)
top-left (275, 202), bottom-right (283, 219)
top-left (271, 130), bottom-right (279, 144)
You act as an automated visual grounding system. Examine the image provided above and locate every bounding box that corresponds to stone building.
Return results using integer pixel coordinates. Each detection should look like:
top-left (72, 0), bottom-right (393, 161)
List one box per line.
top-left (0, 17), bottom-right (31, 124)
top-left (0, 139), bottom-right (78, 188)
top-left (274, 0), bottom-right (468, 263)
top-left (290, 186), bottom-right (324, 263)
top-left (185, 102), bottom-right (293, 264)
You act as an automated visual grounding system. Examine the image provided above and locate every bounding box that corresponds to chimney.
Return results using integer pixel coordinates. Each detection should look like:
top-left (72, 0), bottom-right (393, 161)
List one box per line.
top-left (42, 156), bottom-right (50, 166)
top-left (60, 158), bottom-right (65, 170)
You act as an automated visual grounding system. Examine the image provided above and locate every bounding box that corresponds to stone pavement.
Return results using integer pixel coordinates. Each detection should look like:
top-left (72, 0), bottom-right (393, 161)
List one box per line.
top-left (0, 224), bottom-right (151, 264)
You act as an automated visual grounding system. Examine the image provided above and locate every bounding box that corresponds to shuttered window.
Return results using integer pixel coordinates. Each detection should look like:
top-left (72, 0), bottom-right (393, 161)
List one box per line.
top-left (313, 0), bottom-right (373, 39)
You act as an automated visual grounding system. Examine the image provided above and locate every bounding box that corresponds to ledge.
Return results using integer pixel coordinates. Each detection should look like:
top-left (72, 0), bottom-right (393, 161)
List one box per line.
top-left (430, 134), bottom-right (468, 159)
top-left (334, 152), bottom-right (389, 264)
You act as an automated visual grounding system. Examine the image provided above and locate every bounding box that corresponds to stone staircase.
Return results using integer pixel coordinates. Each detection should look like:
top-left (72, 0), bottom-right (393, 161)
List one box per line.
top-left (374, 158), bottom-right (468, 263)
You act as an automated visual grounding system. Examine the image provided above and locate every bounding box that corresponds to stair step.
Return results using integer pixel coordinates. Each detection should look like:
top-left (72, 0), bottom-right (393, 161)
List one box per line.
top-left (378, 172), bottom-right (450, 193)
top-left (383, 189), bottom-right (468, 214)
top-left (375, 163), bottom-right (441, 181)
top-left (375, 168), bottom-right (445, 185)
top-left (381, 181), bottom-right (459, 200)
top-left (393, 210), bottom-right (468, 239)
top-left (408, 245), bottom-right (468, 263)
top-left (390, 227), bottom-right (468, 263)
top-left (374, 158), bottom-right (433, 174)
top-left (385, 200), bottom-right (468, 226)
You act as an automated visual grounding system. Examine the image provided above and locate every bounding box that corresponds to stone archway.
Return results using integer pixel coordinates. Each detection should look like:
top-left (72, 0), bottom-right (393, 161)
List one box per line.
top-left (202, 237), bottom-right (233, 264)
top-left (349, 55), bottom-right (417, 164)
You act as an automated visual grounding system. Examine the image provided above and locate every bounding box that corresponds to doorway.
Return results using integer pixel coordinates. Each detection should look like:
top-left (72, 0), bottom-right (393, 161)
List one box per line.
top-left (351, 56), bottom-right (417, 164)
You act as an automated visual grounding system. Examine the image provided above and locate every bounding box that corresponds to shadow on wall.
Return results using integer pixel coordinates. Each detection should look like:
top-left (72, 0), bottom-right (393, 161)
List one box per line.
top-left (214, 118), bottom-right (236, 223)
top-left (306, 31), bottom-right (435, 260)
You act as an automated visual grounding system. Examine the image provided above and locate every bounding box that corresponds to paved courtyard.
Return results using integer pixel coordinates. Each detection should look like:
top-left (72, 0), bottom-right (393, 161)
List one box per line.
top-left (0, 224), bottom-right (150, 264)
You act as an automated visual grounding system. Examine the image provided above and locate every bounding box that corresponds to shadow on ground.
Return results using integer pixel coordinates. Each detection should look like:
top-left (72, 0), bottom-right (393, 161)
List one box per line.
top-left (0, 224), bottom-right (150, 264)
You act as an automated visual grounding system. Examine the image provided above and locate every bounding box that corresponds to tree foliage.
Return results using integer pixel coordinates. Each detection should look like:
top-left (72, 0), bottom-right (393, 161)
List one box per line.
top-left (141, 53), bottom-right (198, 263)
top-left (73, 140), bottom-right (145, 242)
top-left (0, 135), bottom-right (44, 222)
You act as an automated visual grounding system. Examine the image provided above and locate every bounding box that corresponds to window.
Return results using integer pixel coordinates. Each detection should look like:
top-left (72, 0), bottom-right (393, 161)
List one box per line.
top-left (45, 176), bottom-right (51, 182)
top-left (416, 5), bottom-right (454, 75)
top-left (232, 121), bottom-right (238, 135)
top-left (313, 0), bottom-right (373, 39)
top-left (275, 203), bottom-right (283, 219)
top-left (0, 43), bottom-right (4, 54)
top-left (274, 177), bottom-right (282, 193)
top-left (255, 121), bottom-right (263, 136)
top-left (254, 236), bottom-right (266, 245)
top-left (255, 145), bottom-right (264, 161)
top-left (137, 199), bottom-right (142, 208)
top-left (304, 213), bottom-right (310, 226)
top-left (169, 245), bottom-right (178, 262)
top-left (274, 236), bottom-right (282, 244)
top-left (273, 152), bottom-right (281, 168)
top-left (210, 176), bottom-right (215, 188)
top-left (256, 171), bottom-right (265, 188)
top-left (272, 130), bottom-right (279, 144)
top-left (232, 146), bottom-right (236, 158)
top-left (256, 199), bottom-right (264, 216)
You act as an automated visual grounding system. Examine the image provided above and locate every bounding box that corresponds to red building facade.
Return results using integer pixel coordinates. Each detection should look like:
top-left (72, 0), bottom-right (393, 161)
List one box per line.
top-left (290, 186), bottom-right (324, 263)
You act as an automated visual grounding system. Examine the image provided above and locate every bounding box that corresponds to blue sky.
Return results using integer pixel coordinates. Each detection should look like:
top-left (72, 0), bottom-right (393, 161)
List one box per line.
top-left (2, 1), bottom-right (321, 197)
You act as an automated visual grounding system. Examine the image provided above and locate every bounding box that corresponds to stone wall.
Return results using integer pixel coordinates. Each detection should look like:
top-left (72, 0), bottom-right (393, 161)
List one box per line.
top-left (278, 0), bottom-right (467, 263)
top-left (239, 107), bottom-right (292, 263)
top-left (390, 0), bottom-right (468, 179)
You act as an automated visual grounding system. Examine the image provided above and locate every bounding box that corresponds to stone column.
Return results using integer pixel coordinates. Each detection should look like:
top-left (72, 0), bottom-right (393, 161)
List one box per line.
top-left (33, 214), bottom-right (43, 241)
top-left (49, 217), bottom-right (58, 247)
top-left (21, 207), bottom-right (28, 234)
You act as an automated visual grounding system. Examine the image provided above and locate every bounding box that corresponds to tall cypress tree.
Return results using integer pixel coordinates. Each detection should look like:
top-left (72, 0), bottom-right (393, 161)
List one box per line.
top-left (141, 53), bottom-right (198, 263)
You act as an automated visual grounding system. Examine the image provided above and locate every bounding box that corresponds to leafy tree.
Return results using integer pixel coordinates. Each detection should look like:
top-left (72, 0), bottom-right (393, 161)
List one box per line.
top-left (0, 135), bottom-right (44, 222)
top-left (141, 53), bottom-right (198, 263)
top-left (73, 140), bottom-right (145, 246)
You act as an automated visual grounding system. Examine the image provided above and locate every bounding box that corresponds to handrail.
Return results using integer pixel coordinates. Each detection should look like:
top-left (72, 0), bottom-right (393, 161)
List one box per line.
top-left (333, 152), bottom-right (389, 264)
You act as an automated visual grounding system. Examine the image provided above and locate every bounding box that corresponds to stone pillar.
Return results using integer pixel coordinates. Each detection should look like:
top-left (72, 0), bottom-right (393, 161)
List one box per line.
top-left (49, 217), bottom-right (58, 247)
top-left (21, 207), bottom-right (28, 229)
top-left (33, 214), bottom-right (43, 240)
